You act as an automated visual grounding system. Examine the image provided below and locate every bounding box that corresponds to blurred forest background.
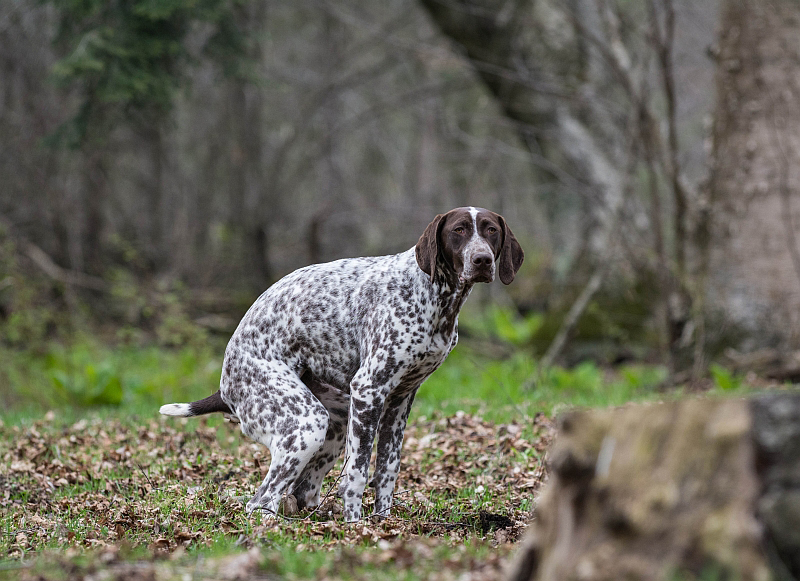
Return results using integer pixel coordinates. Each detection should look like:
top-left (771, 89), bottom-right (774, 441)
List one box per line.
top-left (2, 0), bottom-right (800, 411)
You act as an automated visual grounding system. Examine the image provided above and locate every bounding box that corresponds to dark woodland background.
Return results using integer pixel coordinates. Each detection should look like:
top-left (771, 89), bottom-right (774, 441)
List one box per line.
top-left (2, 0), bottom-right (800, 381)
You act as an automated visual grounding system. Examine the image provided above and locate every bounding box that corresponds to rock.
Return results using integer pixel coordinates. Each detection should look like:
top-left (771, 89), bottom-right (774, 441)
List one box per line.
top-left (506, 395), bottom-right (800, 581)
top-left (278, 494), bottom-right (299, 516)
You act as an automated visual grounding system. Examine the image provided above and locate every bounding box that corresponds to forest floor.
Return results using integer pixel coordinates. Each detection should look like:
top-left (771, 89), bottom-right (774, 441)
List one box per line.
top-left (0, 335), bottom-right (762, 580)
top-left (0, 408), bottom-right (554, 580)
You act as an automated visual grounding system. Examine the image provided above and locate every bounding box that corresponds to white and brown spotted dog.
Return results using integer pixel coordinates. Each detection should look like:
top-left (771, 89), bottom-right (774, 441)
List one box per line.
top-left (160, 207), bottom-right (523, 522)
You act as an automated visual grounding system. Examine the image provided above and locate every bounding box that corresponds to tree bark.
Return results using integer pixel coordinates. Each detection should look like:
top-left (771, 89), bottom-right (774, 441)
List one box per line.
top-left (417, 0), bottom-right (557, 158)
top-left (229, 0), bottom-right (271, 288)
top-left (507, 395), bottom-right (800, 580)
top-left (708, 0), bottom-right (800, 347)
top-left (81, 148), bottom-right (107, 275)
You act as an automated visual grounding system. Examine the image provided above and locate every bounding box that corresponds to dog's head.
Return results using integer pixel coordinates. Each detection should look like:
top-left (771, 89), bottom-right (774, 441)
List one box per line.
top-left (415, 207), bottom-right (524, 285)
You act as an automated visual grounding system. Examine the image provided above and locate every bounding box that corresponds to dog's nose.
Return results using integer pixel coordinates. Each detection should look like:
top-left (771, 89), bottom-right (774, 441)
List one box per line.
top-left (472, 253), bottom-right (493, 268)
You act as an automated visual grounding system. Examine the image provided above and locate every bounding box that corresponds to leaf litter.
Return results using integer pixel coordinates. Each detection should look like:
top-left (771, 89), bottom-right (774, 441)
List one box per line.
top-left (0, 410), bottom-right (555, 580)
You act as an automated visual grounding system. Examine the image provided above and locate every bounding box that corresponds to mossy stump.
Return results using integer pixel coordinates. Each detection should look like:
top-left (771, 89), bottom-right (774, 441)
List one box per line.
top-left (509, 393), bottom-right (800, 581)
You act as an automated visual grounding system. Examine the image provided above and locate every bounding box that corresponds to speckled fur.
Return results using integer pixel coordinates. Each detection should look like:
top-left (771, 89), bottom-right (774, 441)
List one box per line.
top-left (162, 207), bottom-right (523, 522)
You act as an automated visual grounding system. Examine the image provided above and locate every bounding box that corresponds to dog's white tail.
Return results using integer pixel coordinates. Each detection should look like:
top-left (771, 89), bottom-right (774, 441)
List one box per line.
top-left (159, 391), bottom-right (232, 418)
top-left (159, 403), bottom-right (192, 416)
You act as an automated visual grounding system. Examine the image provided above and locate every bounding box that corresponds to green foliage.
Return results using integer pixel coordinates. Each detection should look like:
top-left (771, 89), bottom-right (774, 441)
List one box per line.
top-left (0, 321), bottom-right (744, 423)
top-left (521, 276), bottom-right (659, 359)
top-left (0, 239), bottom-right (209, 354)
top-left (413, 348), bottom-right (669, 422)
top-left (1, 340), bottom-right (222, 414)
top-left (49, 361), bottom-right (123, 406)
top-left (460, 305), bottom-right (543, 347)
top-left (709, 363), bottom-right (742, 391)
top-left (1, 335), bottom-right (667, 422)
top-left (545, 361), bottom-right (605, 394)
top-left (46, 0), bottom-right (250, 147)
top-left (669, 563), bottom-right (729, 581)
top-left (486, 306), bottom-right (543, 346)
top-left (154, 291), bottom-right (209, 347)
top-left (620, 364), bottom-right (667, 390)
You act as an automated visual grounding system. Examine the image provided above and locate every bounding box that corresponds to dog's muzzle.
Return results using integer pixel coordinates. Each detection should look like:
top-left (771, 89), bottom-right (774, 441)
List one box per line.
top-left (461, 251), bottom-right (495, 284)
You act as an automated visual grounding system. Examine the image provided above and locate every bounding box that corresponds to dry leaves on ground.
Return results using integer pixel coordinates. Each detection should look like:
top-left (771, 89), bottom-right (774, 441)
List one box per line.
top-left (1, 409), bottom-right (555, 578)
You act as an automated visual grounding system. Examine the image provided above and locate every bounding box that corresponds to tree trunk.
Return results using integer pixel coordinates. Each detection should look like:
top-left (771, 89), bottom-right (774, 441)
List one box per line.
top-left (708, 0), bottom-right (800, 347)
top-left (417, 0), bottom-right (556, 158)
top-left (229, 0), bottom-right (271, 288)
top-left (418, 0), bottom-right (680, 365)
top-left (508, 394), bottom-right (800, 580)
top-left (81, 148), bottom-right (107, 275)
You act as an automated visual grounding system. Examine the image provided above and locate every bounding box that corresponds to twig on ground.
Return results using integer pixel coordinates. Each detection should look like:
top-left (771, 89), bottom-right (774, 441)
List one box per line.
top-left (136, 463), bottom-right (155, 490)
top-left (5, 528), bottom-right (38, 537)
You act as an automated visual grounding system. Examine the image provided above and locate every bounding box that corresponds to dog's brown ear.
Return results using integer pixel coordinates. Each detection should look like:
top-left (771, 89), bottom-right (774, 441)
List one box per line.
top-left (497, 215), bottom-right (524, 285)
top-left (416, 213), bottom-right (446, 282)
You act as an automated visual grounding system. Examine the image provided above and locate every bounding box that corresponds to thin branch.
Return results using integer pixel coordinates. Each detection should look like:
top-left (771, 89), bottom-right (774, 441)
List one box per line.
top-left (0, 215), bottom-right (109, 292)
top-left (278, 78), bottom-right (472, 194)
top-left (136, 463), bottom-right (155, 490)
top-left (539, 266), bottom-right (608, 371)
top-left (250, 456), bottom-right (350, 522)
top-left (651, 0), bottom-right (688, 279)
top-left (568, 2), bottom-right (636, 101)
top-left (568, 1), bottom-right (673, 187)
top-left (331, 0), bottom-right (569, 99)
top-left (23, 243), bottom-right (109, 292)
top-left (764, 5), bottom-right (800, 294)
top-left (534, 76), bottom-right (644, 374)
top-left (766, 71), bottom-right (800, 292)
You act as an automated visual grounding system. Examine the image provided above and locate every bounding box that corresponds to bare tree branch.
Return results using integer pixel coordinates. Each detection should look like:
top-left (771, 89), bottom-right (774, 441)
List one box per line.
top-left (0, 215), bottom-right (110, 292)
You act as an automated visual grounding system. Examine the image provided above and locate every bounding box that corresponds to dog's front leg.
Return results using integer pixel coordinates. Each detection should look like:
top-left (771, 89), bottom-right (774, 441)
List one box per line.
top-left (371, 387), bottom-right (418, 520)
top-left (339, 370), bottom-right (391, 523)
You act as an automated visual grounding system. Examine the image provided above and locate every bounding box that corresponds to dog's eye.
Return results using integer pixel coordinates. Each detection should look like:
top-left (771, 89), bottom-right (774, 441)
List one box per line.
top-left (454, 227), bottom-right (465, 235)
top-left (487, 226), bottom-right (497, 234)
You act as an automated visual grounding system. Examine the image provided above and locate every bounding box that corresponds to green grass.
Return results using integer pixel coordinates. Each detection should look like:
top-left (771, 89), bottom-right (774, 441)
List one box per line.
top-left (416, 349), bottom-right (670, 421)
top-left (0, 335), bottom-right (679, 427)
top-left (0, 339), bottom-right (223, 424)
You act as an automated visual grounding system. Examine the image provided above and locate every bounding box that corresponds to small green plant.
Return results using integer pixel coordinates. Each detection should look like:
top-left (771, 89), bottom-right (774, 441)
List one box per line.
top-left (461, 305), bottom-right (543, 346)
top-left (619, 365), bottom-right (667, 390)
top-left (47, 354), bottom-right (124, 407)
top-left (1, 338), bottom-right (223, 414)
top-left (709, 363), bottom-right (742, 391)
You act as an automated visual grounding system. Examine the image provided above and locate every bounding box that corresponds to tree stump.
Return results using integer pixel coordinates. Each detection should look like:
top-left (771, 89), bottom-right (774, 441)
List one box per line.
top-left (508, 394), bottom-right (800, 581)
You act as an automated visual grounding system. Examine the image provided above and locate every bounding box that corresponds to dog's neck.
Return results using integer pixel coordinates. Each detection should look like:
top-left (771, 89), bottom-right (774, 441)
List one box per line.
top-left (429, 258), bottom-right (474, 338)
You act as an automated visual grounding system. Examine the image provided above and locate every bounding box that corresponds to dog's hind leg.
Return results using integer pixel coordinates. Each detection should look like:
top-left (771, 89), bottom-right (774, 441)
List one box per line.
top-left (291, 375), bottom-right (350, 510)
top-left (228, 360), bottom-right (329, 517)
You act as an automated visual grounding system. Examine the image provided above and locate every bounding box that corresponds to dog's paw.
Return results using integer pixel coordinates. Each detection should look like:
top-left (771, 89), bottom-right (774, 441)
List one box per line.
top-left (245, 494), bottom-right (287, 519)
top-left (245, 496), bottom-right (271, 517)
top-left (244, 499), bottom-right (259, 515)
top-left (343, 505), bottom-right (363, 523)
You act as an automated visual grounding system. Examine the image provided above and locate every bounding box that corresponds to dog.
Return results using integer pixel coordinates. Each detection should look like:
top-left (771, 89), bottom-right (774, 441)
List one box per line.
top-left (160, 206), bottom-right (523, 521)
